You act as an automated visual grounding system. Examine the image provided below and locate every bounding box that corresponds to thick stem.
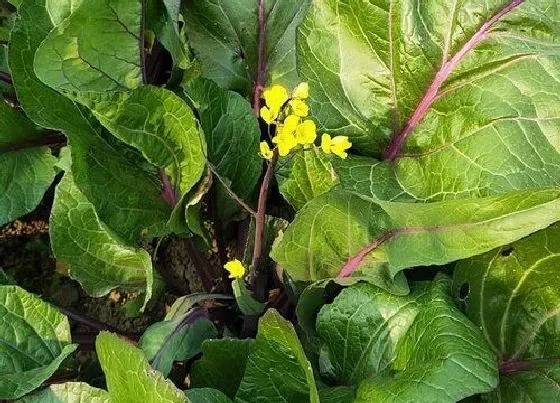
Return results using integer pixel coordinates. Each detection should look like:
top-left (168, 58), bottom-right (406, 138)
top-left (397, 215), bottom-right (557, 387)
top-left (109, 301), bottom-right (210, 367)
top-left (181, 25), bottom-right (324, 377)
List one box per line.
top-left (252, 0), bottom-right (267, 115)
top-left (160, 169), bottom-right (178, 207)
top-left (0, 71), bottom-right (12, 85)
top-left (0, 132), bottom-right (67, 154)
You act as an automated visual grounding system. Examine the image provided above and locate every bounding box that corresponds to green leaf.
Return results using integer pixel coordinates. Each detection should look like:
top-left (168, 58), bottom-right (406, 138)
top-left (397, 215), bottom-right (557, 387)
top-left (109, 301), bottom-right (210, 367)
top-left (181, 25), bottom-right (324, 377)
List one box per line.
top-left (96, 332), bottom-right (186, 403)
top-left (487, 360), bottom-right (560, 402)
top-left (185, 388), bottom-right (232, 403)
top-left (271, 188), bottom-right (560, 291)
top-left (317, 277), bottom-right (496, 402)
top-left (297, 0), bottom-right (560, 199)
top-left (276, 147), bottom-right (339, 210)
top-left (34, 0), bottom-right (142, 92)
top-left (18, 382), bottom-right (109, 403)
top-left (183, 77), bottom-right (261, 204)
top-left (0, 285), bottom-right (78, 400)
top-left (318, 387), bottom-right (355, 403)
top-left (0, 101), bottom-right (56, 226)
top-left (78, 86), bottom-right (206, 198)
top-left (231, 279), bottom-right (265, 316)
top-left (190, 339), bottom-right (256, 399)
top-left (0, 268), bottom-right (16, 285)
top-left (138, 307), bottom-right (217, 377)
top-left (50, 173), bottom-right (154, 306)
top-left (183, 0), bottom-right (311, 95)
top-left (453, 223), bottom-right (560, 401)
top-left (9, 0), bottom-right (171, 242)
top-left (236, 309), bottom-right (319, 403)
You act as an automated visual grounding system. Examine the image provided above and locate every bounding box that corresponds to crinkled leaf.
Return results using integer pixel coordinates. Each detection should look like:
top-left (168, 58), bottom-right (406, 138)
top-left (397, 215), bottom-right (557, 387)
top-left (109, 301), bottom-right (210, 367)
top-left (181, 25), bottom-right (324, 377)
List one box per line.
top-left (183, 0), bottom-right (311, 95)
top-left (138, 308), bottom-right (217, 377)
top-left (34, 0), bottom-right (142, 92)
top-left (453, 223), bottom-right (560, 401)
top-left (183, 77), bottom-right (261, 203)
top-left (231, 279), bottom-right (265, 316)
top-left (235, 309), bottom-right (319, 403)
top-left (78, 86), bottom-right (205, 198)
top-left (276, 147), bottom-right (339, 210)
top-left (298, 0), bottom-right (560, 200)
top-left (18, 382), bottom-right (109, 403)
top-left (9, 0), bottom-right (171, 242)
top-left (185, 388), bottom-right (232, 403)
top-left (316, 277), bottom-right (496, 402)
top-left (96, 331), bottom-right (185, 403)
top-left (50, 173), bottom-right (154, 307)
top-left (0, 285), bottom-right (78, 400)
top-left (271, 188), bottom-right (560, 291)
top-left (318, 387), bottom-right (355, 403)
top-left (190, 339), bottom-right (255, 399)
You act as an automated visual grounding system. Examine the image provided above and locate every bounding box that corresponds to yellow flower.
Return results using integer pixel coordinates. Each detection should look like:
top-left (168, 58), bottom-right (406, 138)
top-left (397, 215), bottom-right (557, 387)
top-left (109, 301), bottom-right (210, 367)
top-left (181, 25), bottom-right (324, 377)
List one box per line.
top-left (321, 134), bottom-right (352, 158)
top-left (283, 114), bottom-right (300, 135)
top-left (260, 106), bottom-right (276, 125)
top-left (273, 129), bottom-right (297, 157)
top-left (289, 99), bottom-right (309, 117)
top-left (292, 82), bottom-right (309, 99)
top-left (224, 259), bottom-right (246, 279)
top-left (259, 141), bottom-right (273, 160)
top-left (295, 120), bottom-right (317, 145)
top-left (263, 84), bottom-right (289, 117)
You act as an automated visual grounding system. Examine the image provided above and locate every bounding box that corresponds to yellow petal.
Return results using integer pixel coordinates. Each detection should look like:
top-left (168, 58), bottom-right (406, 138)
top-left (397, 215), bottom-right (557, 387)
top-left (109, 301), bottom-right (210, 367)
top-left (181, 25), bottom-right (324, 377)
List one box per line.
top-left (260, 106), bottom-right (276, 125)
top-left (289, 99), bottom-right (309, 117)
top-left (259, 141), bottom-right (273, 160)
top-left (263, 85), bottom-right (289, 113)
top-left (330, 135), bottom-right (352, 159)
top-left (283, 114), bottom-right (300, 135)
top-left (321, 133), bottom-right (332, 154)
top-left (274, 131), bottom-right (297, 157)
top-left (292, 82), bottom-right (309, 99)
top-left (295, 120), bottom-right (317, 145)
top-left (224, 259), bottom-right (246, 279)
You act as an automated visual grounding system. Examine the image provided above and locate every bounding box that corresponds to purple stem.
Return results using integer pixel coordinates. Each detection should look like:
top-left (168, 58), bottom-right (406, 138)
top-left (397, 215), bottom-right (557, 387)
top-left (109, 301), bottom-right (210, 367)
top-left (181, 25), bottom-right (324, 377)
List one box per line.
top-left (160, 169), bottom-right (177, 207)
top-left (384, 0), bottom-right (526, 161)
top-left (0, 71), bottom-right (12, 85)
top-left (252, 0), bottom-right (266, 115)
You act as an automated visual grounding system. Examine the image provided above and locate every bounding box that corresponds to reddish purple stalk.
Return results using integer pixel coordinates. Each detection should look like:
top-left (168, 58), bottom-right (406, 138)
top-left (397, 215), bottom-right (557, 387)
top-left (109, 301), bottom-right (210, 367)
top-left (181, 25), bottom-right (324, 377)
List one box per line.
top-left (160, 169), bottom-right (177, 207)
top-left (384, 0), bottom-right (526, 160)
top-left (252, 0), bottom-right (267, 115)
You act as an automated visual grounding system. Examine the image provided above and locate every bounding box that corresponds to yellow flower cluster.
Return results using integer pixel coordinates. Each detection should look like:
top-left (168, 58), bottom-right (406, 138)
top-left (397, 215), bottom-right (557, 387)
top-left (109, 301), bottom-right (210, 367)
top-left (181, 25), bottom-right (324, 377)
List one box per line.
top-left (259, 83), bottom-right (351, 160)
top-left (224, 259), bottom-right (246, 279)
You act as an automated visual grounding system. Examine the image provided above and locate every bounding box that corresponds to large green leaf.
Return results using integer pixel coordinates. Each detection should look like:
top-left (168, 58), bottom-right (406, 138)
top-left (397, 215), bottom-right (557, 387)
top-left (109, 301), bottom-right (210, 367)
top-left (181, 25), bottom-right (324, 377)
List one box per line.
top-left (183, 0), bottom-right (311, 95)
top-left (0, 286), bottom-right (77, 400)
top-left (96, 332), bottom-right (185, 403)
top-left (271, 188), bottom-right (560, 291)
top-left (190, 339), bottom-right (256, 399)
top-left (185, 388), bottom-right (232, 403)
top-left (453, 223), bottom-right (560, 401)
top-left (183, 77), bottom-right (261, 203)
top-left (78, 86), bottom-right (205, 198)
top-left (235, 309), bottom-right (319, 403)
top-left (297, 0), bottom-right (560, 200)
top-left (50, 173), bottom-right (154, 305)
top-left (18, 382), bottom-right (109, 403)
top-left (0, 100), bottom-right (56, 226)
top-left (323, 277), bottom-right (497, 402)
top-left (9, 0), bottom-right (171, 242)
top-left (34, 0), bottom-right (142, 92)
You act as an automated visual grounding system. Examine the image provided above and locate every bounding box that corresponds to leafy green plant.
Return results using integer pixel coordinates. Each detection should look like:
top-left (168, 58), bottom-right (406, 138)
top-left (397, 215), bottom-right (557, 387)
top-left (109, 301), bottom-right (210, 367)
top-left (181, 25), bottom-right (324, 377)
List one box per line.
top-left (1, 0), bottom-right (559, 401)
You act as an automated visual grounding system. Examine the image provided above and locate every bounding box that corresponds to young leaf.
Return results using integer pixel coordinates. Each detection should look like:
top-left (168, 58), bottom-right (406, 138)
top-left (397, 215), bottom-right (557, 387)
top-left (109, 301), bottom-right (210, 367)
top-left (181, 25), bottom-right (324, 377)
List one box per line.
top-left (9, 0), bottom-right (171, 242)
top-left (50, 173), bottom-right (154, 306)
top-left (185, 388), bottom-right (232, 403)
top-left (276, 147), bottom-right (339, 210)
top-left (297, 0), bottom-right (560, 199)
top-left (138, 307), bottom-right (217, 377)
top-left (0, 286), bottom-right (78, 400)
top-left (190, 339), bottom-right (256, 398)
top-left (96, 332), bottom-right (185, 403)
top-left (316, 277), bottom-right (497, 402)
top-left (0, 101), bottom-right (56, 226)
top-left (18, 382), bottom-right (109, 403)
top-left (235, 309), bottom-right (319, 403)
top-left (453, 223), bottom-right (560, 401)
top-left (271, 188), bottom-right (560, 291)
top-left (34, 0), bottom-right (142, 92)
top-left (183, 0), bottom-right (311, 95)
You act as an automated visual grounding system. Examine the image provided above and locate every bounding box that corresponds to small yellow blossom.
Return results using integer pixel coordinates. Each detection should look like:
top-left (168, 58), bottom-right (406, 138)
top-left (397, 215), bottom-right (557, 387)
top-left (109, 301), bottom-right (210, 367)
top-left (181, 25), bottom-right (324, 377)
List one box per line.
top-left (273, 129), bottom-right (297, 157)
top-left (292, 82), bottom-right (309, 99)
top-left (263, 85), bottom-right (289, 117)
top-left (224, 259), bottom-right (246, 279)
top-left (259, 141), bottom-right (273, 160)
top-left (295, 120), bottom-right (317, 145)
top-left (289, 99), bottom-right (309, 117)
top-left (282, 114), bottom-right (300, 135)
top-left (321, 134), bottom-right (352, 159)
top-left (260, 106), bottom-right (276, 125)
